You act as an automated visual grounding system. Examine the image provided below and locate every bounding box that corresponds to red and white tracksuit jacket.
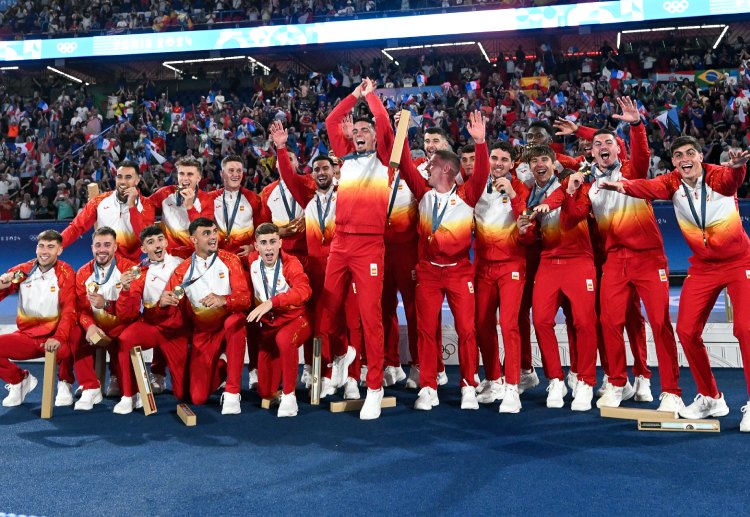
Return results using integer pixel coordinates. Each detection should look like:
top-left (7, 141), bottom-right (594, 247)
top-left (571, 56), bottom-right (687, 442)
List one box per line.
top-left (247, 251), bottom-right (312, 399)
top-left (622, 164), bottom-right (750, 396)
top-left (260, 179), bottom-right (307, 259)
top-left (0, 260), bottom-right (76, 384)
top-left (207, 187), bottom-right (264, 254)
top-left (62, 191), bottom-right (154, 262)
top-left (148, 186), bottom-right (213, 258)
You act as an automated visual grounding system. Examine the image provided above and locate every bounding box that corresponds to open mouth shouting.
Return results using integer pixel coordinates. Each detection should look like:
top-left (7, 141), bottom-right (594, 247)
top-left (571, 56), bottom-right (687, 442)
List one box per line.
top-left (152, 247), bottom-right (165, 261)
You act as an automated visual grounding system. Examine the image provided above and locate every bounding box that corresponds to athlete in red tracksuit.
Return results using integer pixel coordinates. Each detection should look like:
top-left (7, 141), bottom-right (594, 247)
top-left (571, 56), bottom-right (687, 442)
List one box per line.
top-left (62, 160), bottom-right (155, 263)
top-left (113, 225), bottom-right (187, 414)
top-left (0, 230), bottom-right (76, 408)
top-left (319, 78), bottom-right (394, 420)
top-left (553, 119), bottom-right (649, 388)
top-left (161, 218), bottom-right (251, 414)
top-left (397, 110), bottom-right (489, 411)
top-left (542, 98), bottom-right (682, 412)
top-left (523, 148), bottom-right (599, 412)
top-left (246, 225), bottom-right (312, 418)
top-left (604, 138), bottom-right (750, 426)
top-left (272, 122), bottom-right (363, 398)
top-left (73, 227), bottom-right (137, 410)
top-left (473, 141), bottom-right (529, 412)
top-left (148, 156), bottom-right (214, 259)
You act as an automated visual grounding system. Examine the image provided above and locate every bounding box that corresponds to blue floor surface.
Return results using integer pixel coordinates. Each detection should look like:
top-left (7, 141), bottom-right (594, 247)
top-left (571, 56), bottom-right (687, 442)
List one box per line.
top-left (2, 365), bottom-right (750, 516)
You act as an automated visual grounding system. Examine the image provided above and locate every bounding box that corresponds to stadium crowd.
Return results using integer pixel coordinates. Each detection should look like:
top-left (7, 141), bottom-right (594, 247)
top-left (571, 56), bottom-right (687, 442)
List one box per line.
top-left (2, 31), bottom-right (750, 221)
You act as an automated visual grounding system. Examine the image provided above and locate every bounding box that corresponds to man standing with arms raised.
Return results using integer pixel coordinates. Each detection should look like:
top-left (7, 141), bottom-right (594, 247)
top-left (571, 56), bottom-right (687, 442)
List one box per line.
top-left (321, 78), bottom-right (394, 419)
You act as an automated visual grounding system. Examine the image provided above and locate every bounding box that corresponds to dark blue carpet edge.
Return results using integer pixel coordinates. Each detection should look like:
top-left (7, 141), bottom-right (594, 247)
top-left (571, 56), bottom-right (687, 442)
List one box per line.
top-left (1, 365), bottom-right (750, 516)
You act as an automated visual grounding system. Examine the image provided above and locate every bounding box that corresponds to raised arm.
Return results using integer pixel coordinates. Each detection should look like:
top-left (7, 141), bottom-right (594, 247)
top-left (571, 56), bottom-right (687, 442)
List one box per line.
top-left (61, 194), bottom-right (104, 249)
top-left (325, 85), bottom-right (361, 158)
top-left (363, 79), bottom-right (395, 167)
top-left (398, 133), bottom-right (429, 202)
top-left (462, 111), bottom-right (489, 207)
top-left (601, 171), bottom-right (677, 201)
top-left (709, 151), bottom-right (750, 196)
top-left (612, 97), bottom-right (649, 179)
top-left (271, 120), bottom-right (315, 207)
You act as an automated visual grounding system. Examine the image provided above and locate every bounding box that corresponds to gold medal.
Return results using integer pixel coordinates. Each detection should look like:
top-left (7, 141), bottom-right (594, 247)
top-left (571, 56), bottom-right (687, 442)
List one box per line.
top-left (86, 282), bottom-right (99, 294)
top-left (173, 285), bottom-right (185, 300)
top-left (129, 265), bottom-right (142, 279)
top-left (11, 270), bottom-right (26, 284)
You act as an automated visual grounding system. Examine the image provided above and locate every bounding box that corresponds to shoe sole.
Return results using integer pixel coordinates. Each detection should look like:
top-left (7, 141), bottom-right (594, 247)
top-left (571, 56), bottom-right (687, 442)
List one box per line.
top-left (499, 407), bottom-right (521, 413)
top-left (571, 404), bottom-right (592, 411)
top-left (547, 401), bottom-right (565, 409)
top-left (679, 408), bottom-right (730, 419)
top-left (635, 394), bottom-right (654, 402)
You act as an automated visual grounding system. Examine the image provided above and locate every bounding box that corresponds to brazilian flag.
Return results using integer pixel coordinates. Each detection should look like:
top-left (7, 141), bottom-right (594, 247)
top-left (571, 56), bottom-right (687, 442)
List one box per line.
top-left (695, 69), bottom-right (731, 87)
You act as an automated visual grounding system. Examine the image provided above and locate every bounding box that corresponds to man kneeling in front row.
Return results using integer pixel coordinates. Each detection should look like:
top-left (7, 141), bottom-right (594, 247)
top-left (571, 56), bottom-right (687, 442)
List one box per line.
top-left (246, 223), bottom-right (312, 417)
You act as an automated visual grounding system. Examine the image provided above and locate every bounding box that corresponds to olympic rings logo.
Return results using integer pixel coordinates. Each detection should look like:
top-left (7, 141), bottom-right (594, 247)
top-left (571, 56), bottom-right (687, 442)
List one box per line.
top-left (56, 42), bottom-right (78, 54)
top-left (442, 343), bottom-right (456, 361)
top-left (663, 0), bottom-right (689, 14)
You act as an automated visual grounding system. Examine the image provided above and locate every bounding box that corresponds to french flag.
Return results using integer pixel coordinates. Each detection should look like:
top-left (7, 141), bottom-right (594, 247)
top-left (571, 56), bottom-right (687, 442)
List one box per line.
top-left (465, 81), bottom-right (480, 92)
top-left (143, 138), bottom-right (166, 164)
top-left (98, 138), bottom-right (114, 152)
top-left (37, 100), bottom-right (49, 112)
top-left (565, 111), bottom-right (579, 122)
top-left (582, 91), bottom-right (594, 107)
top-left (327, 73), bottom-right (339, 86)
top-left (18, 141), bottom-right (34, 154)
top-left (636, 100), bottom-right (648, 117)
top-left (417, 73), bottom-right (426, 86)
top-left (552, 91), bottom-right (565, 107)
top-left (729, 97), bottom-right (736, 111)
top-left (609, 68), bottom-right (626, 80)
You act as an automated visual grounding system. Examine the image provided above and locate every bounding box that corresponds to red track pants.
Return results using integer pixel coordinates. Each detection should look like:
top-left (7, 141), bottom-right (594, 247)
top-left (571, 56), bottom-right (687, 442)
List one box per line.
top-left (257, 315), bottom-right (312, 399)
top-left (0, 331), bottom-right (74, 384)
top-left (383, 240), bottom-right (419, 367)
top-left (70, 326), bottom-right (122, 391)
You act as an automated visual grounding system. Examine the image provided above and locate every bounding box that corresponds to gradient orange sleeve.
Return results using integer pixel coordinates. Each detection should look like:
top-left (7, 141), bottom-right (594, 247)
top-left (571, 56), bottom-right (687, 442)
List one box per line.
top-left (706, 163), bottom-right (747, 196)
top-left (622, 172), bottom-right (677, 201)
top-left (326, 94), bottom-right (358, 158)
top-left (277, 147), bottom-right (316, 207)
top-left (76, 265), bottom-right (96, 331)
top-left (271, 255), bottom-right (312, 309)
top-left (52, 262), bottom-right (78, 344)
top-left (560, 183), bottom-right (592, 231)
top-left (223, 251), bottom-right (251, 313)
top-left (366, 92), bottom-right (395, 167)
top-left (463, 141), bottom-right (490, 207)
top-left (398, 137), bottom-right (429, 202)
top-left (61, 194), bottom-right (105, 248)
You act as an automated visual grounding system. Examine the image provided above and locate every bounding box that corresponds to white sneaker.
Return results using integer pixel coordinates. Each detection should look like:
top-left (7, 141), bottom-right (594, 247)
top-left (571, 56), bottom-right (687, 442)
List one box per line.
top-left (248, 369), bottom-right (258, 390)
top-left (382, 366), bottom-right (406, 387)
top-left (149, 373), bottom-right (166, 395)
top-left (414, 387), bottom-right (439, 410)
top-left (596, 374), bottom-right (610, 397)
top-left (571, 383), bottom-right (594, 411)
top-left (499, 384), bottom-right (522, 413)
top-left (437, 370), bottom-right (449, 386)
top-left (596, 384), bottom-right (624, 408)
top-left (320, 377), bottom-right (336, 399)
top-left (657, 392), bottom-right (685, 414)
top-left (622, 380), bottom-right (636, 401)
top-left (546, 378), bottom-right (568, 409)
top-left (633, 375), bottom-right (653, 402)
top-left (360, 388), bottom-right (384, 420)
top-left (406, 366), bottom-right (420, 389)
top-left (473, 373), bottom-right (481, 385)
top-left (460, 385), bottom-right (479, 410)
top-left (54, 380), bottom-right (74, 407)
top-left (300, 364), bottom-right (312, 389)
top-left (2, 373), bottom-right (38, 407)
top-left (220, 392), bottom-right (241, 415)
top-left (518, 368), bottom-right (540, 395)
top-left (741, 403), bottom-right (750, 432)
top-left (105, 376), bottom-right (121, 398)
top-left (331, 346), bottom-right (356, 388)
top-left (113, 395), bottom-right (137, 415)
top-left (74, 388), bottom-right (103, 410)
top-left (278, 392), bottom-right (298, 417)
top-left (476, 379), bottom-right (505, 404)
top-left (343, 377), bottom-right (360, 400)
top-left (567, 371), bottom-right (578, 393)
top-left (679, 393), bottom-right (729, 419)
top-left (359, 365), bottom-right (368, 387)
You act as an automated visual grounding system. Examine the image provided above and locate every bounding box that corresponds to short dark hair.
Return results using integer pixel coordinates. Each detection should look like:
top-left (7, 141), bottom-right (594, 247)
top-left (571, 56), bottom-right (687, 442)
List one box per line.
top-left (118, 160), bottom-right (139, 175)
top-left (525, 145), bottom-right (555, 163)
top-left (490, 141), bottom-right (516, 161)
top-left (311, 155), bottom-right (334, 168)
top-left (188, 217), bottom-right (216, 235)
top-left (93, 226), bottom-right (117, 241)
top-left (528, 121), bottom-right (553, 137)
top-left (175, 156), bottom-right (203, 174)
top-left (221, 154), bottom-right (245, 169)
top-left (139, 224), bottom-right (164, 242)
top-left (460, 144), bottom-right (475, 155)
top-left (37, 229), bottom-right (62, 244)
top-left (255, 222), bottom-right (280, 237)
top-left (670, 136), bottom-right (701, 156)
top-left (425, 127), bottom-right (448, 140)
top-left (593, 128), bottom-right (617, 140)
top-left (353, 116), bottom-right (374, 127)
top-left (434, 149), bottom-right (460, 175)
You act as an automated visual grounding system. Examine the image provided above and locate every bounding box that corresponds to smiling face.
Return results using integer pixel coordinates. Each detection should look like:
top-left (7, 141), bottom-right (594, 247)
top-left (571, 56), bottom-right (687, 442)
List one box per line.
top-left (221, 160), bottom-right (244, 191)
top-left (177, 165), bottom-right (201, 191)
top-left (352, 121), bottom-right (376, 153)
top-left (592, 133), bottom-right (619, 168)
top-left (489, 148), bottom-right (513, 179)
top-left (255, 231), bottom-right (281, 267)
top-left (91, 234), bottom-right (117, 267)
top-left (141, 233), bottom-right (167, 262)
top-left (424, 132), bottom-right (449, 158)
top-left (36, 239), bottom-right (63, 269)
top-left (526, 126), bottom-right (551, 146)
top-left (579, 138), bottom-right (593, 159)
top-left (190, 224), bottom-right (218, 256)
top-left (671, 143), bottom-right (704, 183)
top-left (115, 166), bottom-right (139, 202)
top-left (311, 158), bottom-right (333, 191)
top-left (529, 155), bottom-right (554, 185)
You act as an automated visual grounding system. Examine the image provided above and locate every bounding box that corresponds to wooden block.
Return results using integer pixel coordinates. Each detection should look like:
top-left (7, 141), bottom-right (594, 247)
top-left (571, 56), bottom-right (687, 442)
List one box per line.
top-left (261, 391), bottom-right (281, 409)
top-left (310, 337), bottom-right (322, 406)
top-left (41, 350), bottom-right (57, 419)
top-left (389, 110), bottom-right (411, 168)
top-left (94, 347), bottom-right (107, 390)
top-left (637, 418), bottom-right (720, 433)
top-left (90, 332), bottom-right (112, 348)
top-left (177, 403), bottom-right (196, 426)
top-left (130, 346), bottom-right (157, 416)
top-left (600, 406), bottom-right (675, 421)
top-left (329, 396), bottom-right (397, 413)
top-left (87, 182), bottom-right (100, 198)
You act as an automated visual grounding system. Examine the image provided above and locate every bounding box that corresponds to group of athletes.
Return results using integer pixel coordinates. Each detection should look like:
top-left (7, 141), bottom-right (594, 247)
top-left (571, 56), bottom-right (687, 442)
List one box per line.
top-left (1, 79), bottom-right (749, 428)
